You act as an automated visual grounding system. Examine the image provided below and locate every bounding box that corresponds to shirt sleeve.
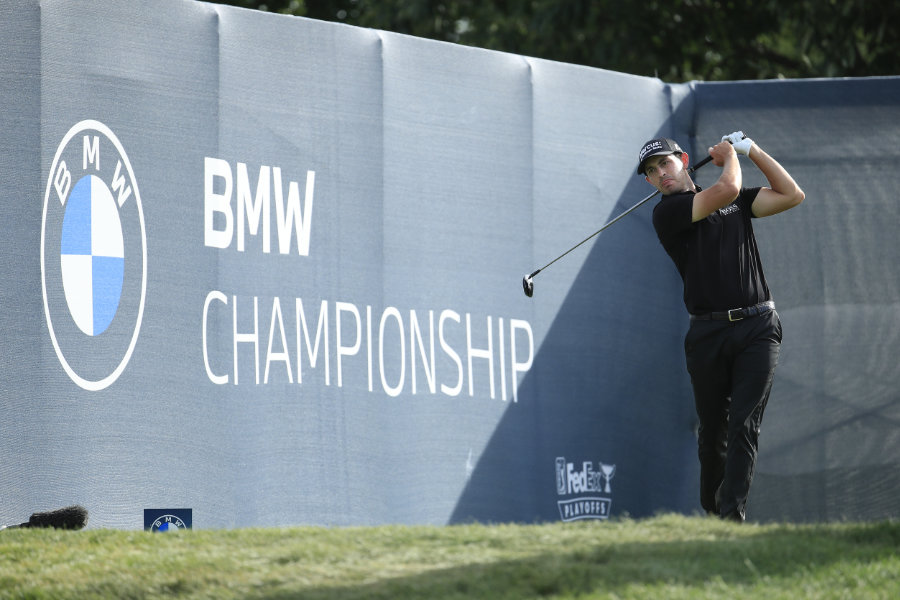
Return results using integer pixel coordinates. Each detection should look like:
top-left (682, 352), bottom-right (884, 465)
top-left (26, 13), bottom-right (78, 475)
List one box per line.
top-left (739, 187), bottom-right (762, 217)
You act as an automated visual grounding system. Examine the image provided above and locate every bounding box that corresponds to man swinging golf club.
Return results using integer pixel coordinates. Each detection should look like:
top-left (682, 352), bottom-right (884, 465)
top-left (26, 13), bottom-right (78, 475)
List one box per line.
top-left (639, 132), bottom-right (804, 522)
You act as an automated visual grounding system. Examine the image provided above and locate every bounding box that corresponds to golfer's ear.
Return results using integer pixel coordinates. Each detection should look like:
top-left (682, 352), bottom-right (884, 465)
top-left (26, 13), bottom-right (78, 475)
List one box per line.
top-left (681, 153), bottom-right (690, 167)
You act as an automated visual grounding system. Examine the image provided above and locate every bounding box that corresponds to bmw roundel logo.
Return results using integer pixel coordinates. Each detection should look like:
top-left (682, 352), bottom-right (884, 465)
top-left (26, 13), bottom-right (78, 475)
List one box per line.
top-left (150, 515), bottom-right (186, 533)
top-left (150, 515), bottom-right (187, 533)
top-left (41, 120), bottom-right (147, 391)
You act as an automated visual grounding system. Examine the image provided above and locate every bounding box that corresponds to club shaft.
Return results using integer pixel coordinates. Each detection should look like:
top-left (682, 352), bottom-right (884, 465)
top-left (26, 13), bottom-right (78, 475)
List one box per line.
top-left (529, 154), bottom-right (713, 279)
top-left (530, 189), bottom-right (658, 277)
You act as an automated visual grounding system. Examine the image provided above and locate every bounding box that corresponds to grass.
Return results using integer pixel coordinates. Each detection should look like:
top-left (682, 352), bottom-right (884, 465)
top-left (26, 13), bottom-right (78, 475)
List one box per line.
top-left (1, 514), bottom-right (898, 599)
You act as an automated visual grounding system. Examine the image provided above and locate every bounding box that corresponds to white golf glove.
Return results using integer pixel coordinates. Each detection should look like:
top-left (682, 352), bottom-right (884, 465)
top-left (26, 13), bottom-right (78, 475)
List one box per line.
top-left (722, 131), bottom-right (753, 156)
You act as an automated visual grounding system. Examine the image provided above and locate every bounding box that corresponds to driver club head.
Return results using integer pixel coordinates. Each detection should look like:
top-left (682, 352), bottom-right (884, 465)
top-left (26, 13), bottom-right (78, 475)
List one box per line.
top-left (522, 275), bottom-right (534, 298)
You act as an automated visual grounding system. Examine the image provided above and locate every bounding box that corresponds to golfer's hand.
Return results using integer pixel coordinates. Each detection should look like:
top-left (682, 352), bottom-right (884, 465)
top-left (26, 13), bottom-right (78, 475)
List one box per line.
top-left (708, 140), bottom-right (736, 167)
top-left (722, 131), bottom-right (753, 156)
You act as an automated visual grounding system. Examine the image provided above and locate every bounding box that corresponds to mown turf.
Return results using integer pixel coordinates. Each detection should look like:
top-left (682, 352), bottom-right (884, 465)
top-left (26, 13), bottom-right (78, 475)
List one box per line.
top-left (1, 514), bottom-right (898, 599)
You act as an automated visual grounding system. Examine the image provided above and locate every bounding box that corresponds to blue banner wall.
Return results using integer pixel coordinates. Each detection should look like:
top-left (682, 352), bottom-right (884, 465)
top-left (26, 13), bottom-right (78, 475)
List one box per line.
top-left (1, 0), bottom-right (897, 528)
top-left (693, 78), bottom-right (900, 522)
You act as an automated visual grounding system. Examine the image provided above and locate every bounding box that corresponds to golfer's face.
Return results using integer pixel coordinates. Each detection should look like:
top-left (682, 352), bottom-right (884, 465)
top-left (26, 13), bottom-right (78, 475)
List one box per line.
top-left (644, 154), bottom-right (688, 194)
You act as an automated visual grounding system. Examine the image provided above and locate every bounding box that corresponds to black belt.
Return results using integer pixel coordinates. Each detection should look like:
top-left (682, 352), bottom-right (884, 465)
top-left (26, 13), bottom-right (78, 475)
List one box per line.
top-left (690, 300), bottom-right (775, 322)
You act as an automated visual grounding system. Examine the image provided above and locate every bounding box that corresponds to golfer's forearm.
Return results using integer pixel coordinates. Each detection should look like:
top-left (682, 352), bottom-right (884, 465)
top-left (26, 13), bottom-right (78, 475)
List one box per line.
top-left (691, 157), bottom-right (741, 221)
top-left (749, 145), bottom-right (804, 200)
top-left (708, 155), bottom-right (742, 205)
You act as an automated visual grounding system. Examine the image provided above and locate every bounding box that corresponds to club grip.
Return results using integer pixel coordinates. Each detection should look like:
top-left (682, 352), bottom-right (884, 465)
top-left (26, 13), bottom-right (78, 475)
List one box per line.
top-left (688, 154), bottom-right (713, 173)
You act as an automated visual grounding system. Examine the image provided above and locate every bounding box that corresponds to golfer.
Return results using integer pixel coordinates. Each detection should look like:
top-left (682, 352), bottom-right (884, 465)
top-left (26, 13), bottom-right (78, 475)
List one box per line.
top-left (638, 132), bottom-right (804, 521)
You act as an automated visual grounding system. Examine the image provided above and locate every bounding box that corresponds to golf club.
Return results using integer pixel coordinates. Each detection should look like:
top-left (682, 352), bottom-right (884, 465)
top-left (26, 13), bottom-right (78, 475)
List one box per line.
top-left (523, 153), bottom-right (714, 298)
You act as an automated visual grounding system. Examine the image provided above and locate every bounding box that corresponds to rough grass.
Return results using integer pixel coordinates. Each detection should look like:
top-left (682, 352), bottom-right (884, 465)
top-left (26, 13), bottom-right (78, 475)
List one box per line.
top-left (1, 514), bottom-right (898, 599)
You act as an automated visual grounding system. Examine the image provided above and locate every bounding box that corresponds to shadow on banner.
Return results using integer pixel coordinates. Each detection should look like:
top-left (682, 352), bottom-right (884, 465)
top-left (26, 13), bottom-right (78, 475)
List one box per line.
top-left (450, 123), bottom-right (706, 524)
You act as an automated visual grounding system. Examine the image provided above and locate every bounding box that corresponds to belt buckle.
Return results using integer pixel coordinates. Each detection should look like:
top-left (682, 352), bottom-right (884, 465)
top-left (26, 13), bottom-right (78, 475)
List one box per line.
top-left (727, 308), bottom-right (744, 322)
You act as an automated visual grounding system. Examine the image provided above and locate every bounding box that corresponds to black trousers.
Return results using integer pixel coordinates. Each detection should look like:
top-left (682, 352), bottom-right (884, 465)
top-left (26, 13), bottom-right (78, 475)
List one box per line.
top-left (684, 310), bottom-right (782, 521)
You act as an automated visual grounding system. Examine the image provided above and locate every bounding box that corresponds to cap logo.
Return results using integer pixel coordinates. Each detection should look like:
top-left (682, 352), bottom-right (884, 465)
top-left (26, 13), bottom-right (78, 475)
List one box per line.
top-left (639, 140), bottom-right (665, 163)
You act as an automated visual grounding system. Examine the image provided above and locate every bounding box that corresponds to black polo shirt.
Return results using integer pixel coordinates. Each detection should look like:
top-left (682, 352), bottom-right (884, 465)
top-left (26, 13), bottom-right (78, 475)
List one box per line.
top-left (652, 187), bottom-right (771, 315)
